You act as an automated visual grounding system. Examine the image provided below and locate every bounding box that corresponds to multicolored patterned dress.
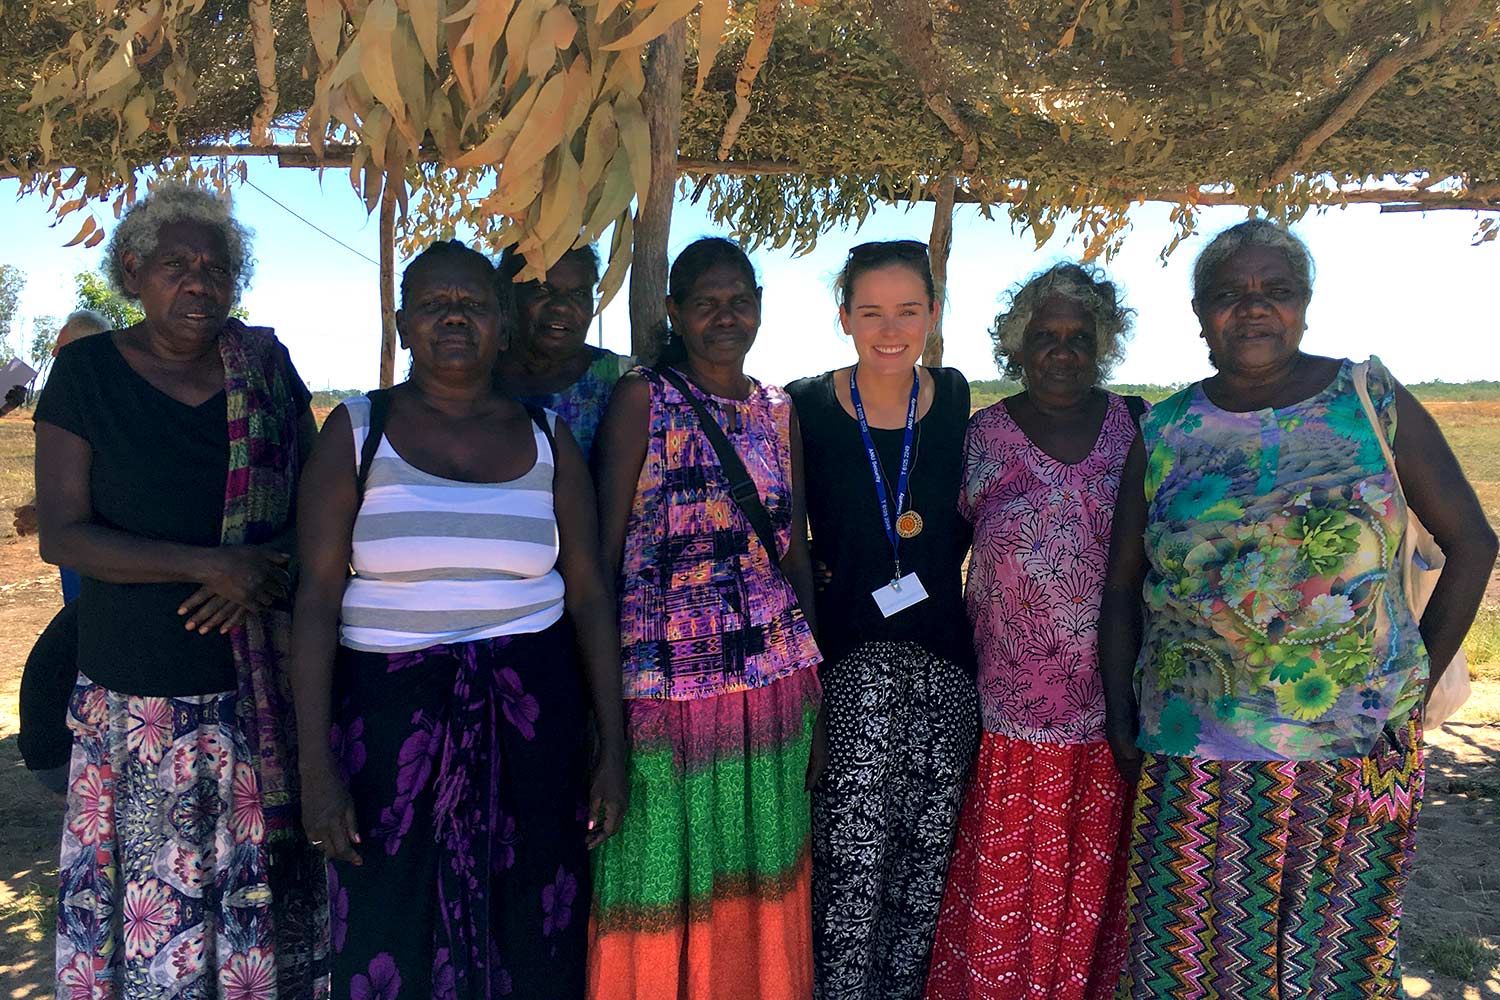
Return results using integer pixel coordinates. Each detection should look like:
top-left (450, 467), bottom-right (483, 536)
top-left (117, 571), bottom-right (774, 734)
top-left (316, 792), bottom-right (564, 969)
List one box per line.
top-left (43, 323), bottom-right (327, 1000)
top-left (1120, 357), bottom-right (1427, 1000)
top-left (925, 392), bottom-right (1139, 1000)
top-left (514, 347), bottom-right (629, 455)
top-left (588, 367), bottom-right (822, 1000)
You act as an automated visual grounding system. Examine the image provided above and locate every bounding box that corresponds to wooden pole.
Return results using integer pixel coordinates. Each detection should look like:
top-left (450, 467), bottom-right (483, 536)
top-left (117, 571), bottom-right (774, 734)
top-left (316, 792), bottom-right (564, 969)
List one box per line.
top-left (924, 172), bottom-right (956, 366)
top-left (378, 178), bottom-right (398, 388)
top-left (629, 19), bottom-right (686, 362)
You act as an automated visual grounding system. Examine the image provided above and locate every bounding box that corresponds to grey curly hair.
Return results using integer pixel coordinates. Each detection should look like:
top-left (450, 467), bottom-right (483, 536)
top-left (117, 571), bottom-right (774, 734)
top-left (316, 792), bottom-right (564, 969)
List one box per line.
top-left (1191, 218), bottom-right (1314, 305)
top-left (104, 182), bottom-right (254, 302)
top-left (991, 262), bottom-right (1134, 383)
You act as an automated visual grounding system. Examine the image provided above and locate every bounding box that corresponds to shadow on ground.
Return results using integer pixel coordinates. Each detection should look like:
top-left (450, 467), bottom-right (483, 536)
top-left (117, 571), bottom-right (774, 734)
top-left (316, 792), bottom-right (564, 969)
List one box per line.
top-left (0, 733), bottom-right (65, 1000)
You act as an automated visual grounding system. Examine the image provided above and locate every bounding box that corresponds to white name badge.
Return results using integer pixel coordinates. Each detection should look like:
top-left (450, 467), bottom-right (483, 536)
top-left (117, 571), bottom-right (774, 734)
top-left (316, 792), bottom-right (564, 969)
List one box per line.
top-left (872, 573), bottom-right (929, 618)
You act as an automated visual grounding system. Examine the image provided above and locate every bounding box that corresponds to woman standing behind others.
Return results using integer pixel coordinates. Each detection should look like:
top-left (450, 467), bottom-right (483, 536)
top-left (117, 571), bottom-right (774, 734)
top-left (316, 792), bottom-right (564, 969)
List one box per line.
top-left (493, 244), bottom-right (630, 456)
top-left (786, 240), bottom-right (979, 1000)
top-left (290, 240), bottom-right (627, 999)
top-left (588, 237), bottom-right (823, 1000)
top-left (925, 264), bottom-right (1139, 1000)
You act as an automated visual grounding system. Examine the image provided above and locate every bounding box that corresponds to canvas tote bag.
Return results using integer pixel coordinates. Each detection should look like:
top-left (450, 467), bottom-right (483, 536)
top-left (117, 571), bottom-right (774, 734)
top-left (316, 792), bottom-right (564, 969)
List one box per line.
top-left (1353, 360), bottom-right (1471, 728)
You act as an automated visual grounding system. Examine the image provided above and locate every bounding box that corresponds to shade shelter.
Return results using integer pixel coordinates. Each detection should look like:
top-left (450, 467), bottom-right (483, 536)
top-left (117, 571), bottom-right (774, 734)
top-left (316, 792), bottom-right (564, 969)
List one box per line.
top-left (4, 0), bottom-right (1497, 382)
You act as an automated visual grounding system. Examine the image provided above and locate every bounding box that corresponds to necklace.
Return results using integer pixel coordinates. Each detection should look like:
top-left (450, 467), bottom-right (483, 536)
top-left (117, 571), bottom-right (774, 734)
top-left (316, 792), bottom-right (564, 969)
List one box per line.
top-left (869, 421), bottom-right (924, 538)
top-left (850, 366), bottom-right (923, 585)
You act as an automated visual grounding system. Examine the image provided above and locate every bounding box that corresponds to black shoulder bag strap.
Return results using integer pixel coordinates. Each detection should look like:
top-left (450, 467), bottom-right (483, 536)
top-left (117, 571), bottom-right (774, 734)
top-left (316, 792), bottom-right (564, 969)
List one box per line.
top-left (656, 367), bottom-right (784, 564)
top-left (355, 388), bottom-right (391, 501)
top-left (521, 402), bottom-right (556, 458)
top-left (1124, 393), bottom-right (1147, 429)
top-left (357, 393), bottom-right (555, 497)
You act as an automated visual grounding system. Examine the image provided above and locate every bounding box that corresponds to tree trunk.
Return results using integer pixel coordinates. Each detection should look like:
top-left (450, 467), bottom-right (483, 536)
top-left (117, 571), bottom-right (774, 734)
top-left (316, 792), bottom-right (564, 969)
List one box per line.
top-left (379, 179), bottom-right (398, 388)
top-left (924, 172), bottom-right (956, 366)
top-left (629, 19), bottom-right (686, 362)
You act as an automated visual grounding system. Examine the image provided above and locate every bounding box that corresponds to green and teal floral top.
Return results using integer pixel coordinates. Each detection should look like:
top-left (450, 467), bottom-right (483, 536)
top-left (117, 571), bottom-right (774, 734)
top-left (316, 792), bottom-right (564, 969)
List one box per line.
top-left (514, 347), bottom-right (630, 456)
top-left (1136, 356), bottom-right (1428, 761)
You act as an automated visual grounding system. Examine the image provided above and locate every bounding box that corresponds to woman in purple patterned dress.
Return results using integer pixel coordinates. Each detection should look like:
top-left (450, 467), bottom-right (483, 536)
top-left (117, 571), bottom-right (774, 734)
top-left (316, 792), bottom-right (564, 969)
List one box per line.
top-left (289, 240), bottom-right (627, 1000)
top-left (588, 237), bottom-right (823, 1000)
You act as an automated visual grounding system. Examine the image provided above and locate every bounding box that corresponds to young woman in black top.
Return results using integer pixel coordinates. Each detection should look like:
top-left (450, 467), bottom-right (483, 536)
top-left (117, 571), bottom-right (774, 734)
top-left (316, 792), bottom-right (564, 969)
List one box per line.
top-left (786, 240), bottom-right (980, 1000)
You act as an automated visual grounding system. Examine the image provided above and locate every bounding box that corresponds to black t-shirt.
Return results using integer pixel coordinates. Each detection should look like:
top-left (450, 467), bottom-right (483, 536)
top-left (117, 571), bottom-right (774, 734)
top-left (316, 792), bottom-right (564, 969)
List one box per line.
top-left (787, 367), bottom-right (974, 672)
top-left (34, 332), bottom-right (309, 696)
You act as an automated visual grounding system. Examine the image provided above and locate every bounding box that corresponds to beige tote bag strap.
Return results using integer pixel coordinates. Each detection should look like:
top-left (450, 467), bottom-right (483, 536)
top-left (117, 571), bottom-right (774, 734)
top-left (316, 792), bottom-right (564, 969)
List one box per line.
top-left (1352, 362), bottom-right (1420, 608)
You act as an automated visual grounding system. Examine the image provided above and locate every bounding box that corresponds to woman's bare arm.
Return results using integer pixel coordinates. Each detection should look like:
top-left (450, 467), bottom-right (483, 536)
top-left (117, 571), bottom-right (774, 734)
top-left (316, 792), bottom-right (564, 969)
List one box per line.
top-left (550, 416), bottom-right (628, 846)
top-left (782, 403), bottom-right (818, 636)
top-left (785, 402), bottom-right (827, 789)
top-left (1099, 436), bottom-right (1148, 783)
top-left (1390, 384), bottom-right (1498, 693)
top-left (593, 374), bottom-right (651, 579)
top-left (287, 405), bottom-right (363, 863)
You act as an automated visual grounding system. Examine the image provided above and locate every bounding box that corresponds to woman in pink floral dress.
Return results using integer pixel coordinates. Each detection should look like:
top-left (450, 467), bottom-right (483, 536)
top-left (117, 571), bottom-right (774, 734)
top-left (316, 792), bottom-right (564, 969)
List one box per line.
top-left (926, 263), bottom-right (1142, 1000)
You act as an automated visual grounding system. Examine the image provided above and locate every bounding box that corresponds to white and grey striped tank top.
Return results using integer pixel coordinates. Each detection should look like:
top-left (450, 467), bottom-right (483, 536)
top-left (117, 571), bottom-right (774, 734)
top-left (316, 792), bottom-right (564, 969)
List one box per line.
top-left (339, 394), bottom-right (565, 652)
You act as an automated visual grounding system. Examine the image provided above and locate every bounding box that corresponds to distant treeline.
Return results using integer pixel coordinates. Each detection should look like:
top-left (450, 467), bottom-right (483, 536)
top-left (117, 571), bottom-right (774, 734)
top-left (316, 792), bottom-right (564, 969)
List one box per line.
top-left (313, 381), bottom-right (1500, 412)
top-left (971, 379), bottom-right (1500, 406)
top-left (310, 389), bottom-right (364, 409)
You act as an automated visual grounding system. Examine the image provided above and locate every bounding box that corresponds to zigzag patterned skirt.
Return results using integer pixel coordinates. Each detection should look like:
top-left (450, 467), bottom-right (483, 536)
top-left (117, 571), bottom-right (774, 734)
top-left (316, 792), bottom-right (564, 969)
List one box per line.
top-left (1119, 709), bottom-right (1423, 1000)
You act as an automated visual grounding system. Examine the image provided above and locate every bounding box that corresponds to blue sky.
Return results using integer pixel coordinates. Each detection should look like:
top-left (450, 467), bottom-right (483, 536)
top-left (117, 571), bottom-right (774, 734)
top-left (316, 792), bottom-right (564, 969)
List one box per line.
top-left (2, 161), bottom-right (1497, 390)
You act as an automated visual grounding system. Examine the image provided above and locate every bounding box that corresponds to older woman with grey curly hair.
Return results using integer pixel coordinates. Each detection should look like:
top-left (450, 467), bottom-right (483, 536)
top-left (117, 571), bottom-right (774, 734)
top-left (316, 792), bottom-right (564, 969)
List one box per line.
top-left (925, 262), bottom-right (1143, 1000)
top-left (1098, 218), bottom-right (1494, 998)
top-left (34, 180), bottom-right (327, 996)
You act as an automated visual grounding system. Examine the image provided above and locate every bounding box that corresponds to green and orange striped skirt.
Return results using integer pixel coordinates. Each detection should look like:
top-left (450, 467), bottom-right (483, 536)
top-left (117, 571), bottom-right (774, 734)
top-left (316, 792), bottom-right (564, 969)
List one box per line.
top-left (588, 667), bottom-right (821, 1000)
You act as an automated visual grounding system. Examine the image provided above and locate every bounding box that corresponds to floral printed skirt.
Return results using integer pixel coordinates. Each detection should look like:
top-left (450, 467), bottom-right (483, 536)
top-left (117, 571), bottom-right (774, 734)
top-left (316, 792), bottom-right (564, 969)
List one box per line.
top-left (924, 734), bottom-right (1130, 1000)
top-left (329, 622), bottom-right (589, 1000)
top-left (588, 667), bottom-right (821, 1000)
top-left (56, 674), bottom-right (328, 1000)
top-left (1119, 709), bottom-right (1424, 1000)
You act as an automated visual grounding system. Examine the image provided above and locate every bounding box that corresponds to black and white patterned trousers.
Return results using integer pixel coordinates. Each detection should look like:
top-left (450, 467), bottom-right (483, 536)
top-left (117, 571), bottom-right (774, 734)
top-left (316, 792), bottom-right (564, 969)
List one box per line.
top-left (811, 641), bottom-right (981, 1000)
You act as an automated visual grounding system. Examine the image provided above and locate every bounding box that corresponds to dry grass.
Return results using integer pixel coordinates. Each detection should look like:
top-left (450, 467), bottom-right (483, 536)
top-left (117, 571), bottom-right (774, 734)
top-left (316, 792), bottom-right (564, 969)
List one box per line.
top-left (1455, 653), bottom-right (1500, 724)
top-left (0, 416), bottom-right (35, 532)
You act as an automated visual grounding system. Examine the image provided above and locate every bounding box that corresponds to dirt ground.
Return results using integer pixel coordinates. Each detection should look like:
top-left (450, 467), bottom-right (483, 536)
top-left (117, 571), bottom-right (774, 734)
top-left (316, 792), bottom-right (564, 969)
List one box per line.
top-left (0, 536), bottom-right (1496, 998)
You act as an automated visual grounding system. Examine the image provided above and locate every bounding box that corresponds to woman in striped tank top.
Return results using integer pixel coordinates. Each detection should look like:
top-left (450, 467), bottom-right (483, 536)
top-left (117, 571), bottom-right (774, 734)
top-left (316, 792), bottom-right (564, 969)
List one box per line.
top-left (289, 240), bottom-right (628, 1000)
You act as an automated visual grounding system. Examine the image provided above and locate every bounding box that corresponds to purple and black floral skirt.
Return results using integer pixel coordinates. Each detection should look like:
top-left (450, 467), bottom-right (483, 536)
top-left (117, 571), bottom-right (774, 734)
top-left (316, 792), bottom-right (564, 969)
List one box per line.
top-left (328, 621), bottom-right (590, 1000)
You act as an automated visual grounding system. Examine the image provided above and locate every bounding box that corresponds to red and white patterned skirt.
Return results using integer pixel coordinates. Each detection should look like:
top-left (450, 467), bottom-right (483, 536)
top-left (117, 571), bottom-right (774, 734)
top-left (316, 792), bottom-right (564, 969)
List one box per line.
top-left (924, 732), bottom-right (1132, 1000)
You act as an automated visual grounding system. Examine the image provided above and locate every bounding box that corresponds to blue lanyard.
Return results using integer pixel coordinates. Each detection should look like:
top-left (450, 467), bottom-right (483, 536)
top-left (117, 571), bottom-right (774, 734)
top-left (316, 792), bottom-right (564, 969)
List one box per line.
top-left (849, 366), bottom-right (918, 580)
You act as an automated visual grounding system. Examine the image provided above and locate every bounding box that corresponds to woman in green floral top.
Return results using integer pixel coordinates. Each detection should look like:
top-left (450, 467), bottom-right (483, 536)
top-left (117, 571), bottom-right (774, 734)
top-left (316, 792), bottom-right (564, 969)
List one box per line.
top-left (1099, 219), bottom-right (1495, 1000)
top-left (494, 244), bottom-right (631, 455)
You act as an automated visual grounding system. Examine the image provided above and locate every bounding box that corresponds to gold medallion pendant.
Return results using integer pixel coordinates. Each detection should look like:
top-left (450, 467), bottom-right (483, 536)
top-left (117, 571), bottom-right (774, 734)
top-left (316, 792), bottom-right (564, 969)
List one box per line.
top-left (895, 510), bottom-right (924, 539)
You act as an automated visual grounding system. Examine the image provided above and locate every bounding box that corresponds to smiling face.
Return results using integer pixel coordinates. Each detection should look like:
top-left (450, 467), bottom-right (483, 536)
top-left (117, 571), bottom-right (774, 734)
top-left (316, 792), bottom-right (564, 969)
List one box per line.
top-left (397, 260), bottom-right (507, 380)
top-left (665, 261), bottom-right (761, 369)
top-left (1019, 294), bottom-right (1101, 402)
top-left (516, 255), bottom-right (596, 359)
top-left (120, 220), bottom-right (234, 346)
top-left (840, 262), bottom-right (937, 376)
top-left (1194, 244), bottom-right (1309, 376)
